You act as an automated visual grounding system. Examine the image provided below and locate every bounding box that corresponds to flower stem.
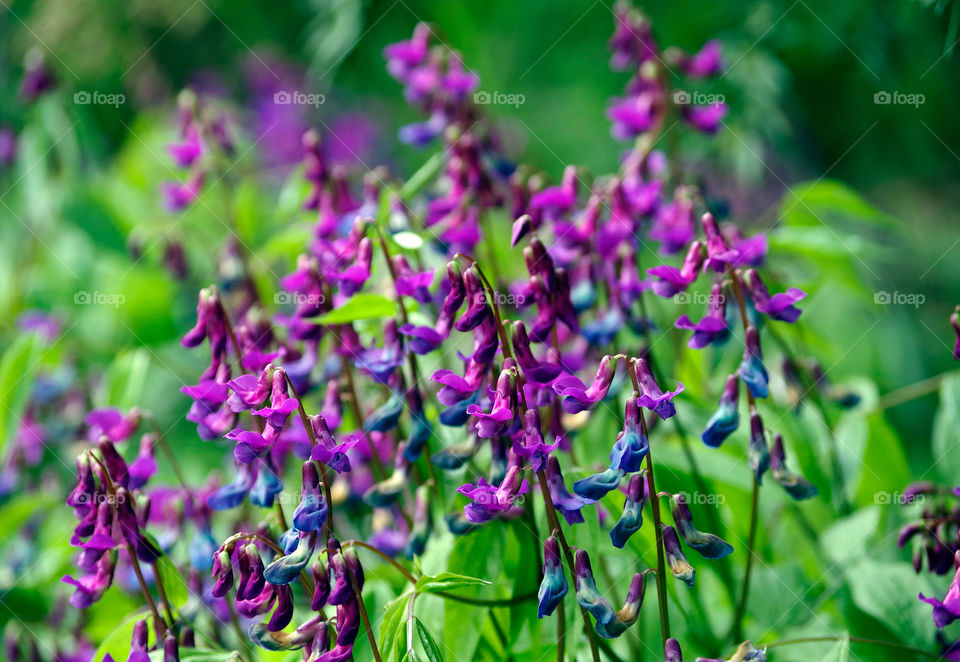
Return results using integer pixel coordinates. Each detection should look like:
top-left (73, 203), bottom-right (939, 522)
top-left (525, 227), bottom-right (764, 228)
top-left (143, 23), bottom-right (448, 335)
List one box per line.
top-left (341, 546), bottom-right (382, 662)
top-left (535, 471), bottom-right (601, 662)
top-left (730, 474), bottom-right (759, 642)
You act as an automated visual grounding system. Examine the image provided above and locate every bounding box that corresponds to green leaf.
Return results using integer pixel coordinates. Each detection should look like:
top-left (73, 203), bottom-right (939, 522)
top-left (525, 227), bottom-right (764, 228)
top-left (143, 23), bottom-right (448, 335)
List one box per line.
top-left (932, 371), bottom-right (960, 482)
top-left (400, 152), bottom-right (445, 202)
top-left (415, 618), bottom-right (443, 662)
top-left (154, 555), bottom-right (189, 609)
top-left (0, 334), bottom-right (42, 456)
top-left (102, 349), bottom-right (151, 410)
top-left (91, 611), bottom-right (149, 662)
top-left (314, 294), bottom-right (397, 325)
top-left (845, 560), bottom-right (938, 647)
top-left (414, 572), bottom-right (491, 594)
top-left (380, 593), bottom-right (411, 660)
top-left (823, 633), bottom-right (850, 662)
top-left (148, 650), bottom-right (241, 662)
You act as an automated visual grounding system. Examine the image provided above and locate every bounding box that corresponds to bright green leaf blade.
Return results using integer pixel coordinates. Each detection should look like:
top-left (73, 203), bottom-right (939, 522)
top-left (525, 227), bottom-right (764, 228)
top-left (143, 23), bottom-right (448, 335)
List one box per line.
top-left (314, 294), bottom-right (397, 325)
top-left (0, 334), bottom-right (42, 456)
top-left (414, 571), bottom-right (491, 594)
top-left (415, 618), bottom-right (443, 662)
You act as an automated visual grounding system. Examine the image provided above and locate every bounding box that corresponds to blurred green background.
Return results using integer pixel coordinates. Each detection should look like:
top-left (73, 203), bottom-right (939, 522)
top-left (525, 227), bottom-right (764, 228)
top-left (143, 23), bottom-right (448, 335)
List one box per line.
top-left (2, 0), bottom-right (958, 467)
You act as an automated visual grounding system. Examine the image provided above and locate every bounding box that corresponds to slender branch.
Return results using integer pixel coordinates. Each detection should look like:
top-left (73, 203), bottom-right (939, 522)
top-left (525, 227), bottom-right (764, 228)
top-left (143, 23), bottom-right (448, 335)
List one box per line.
top-left (730, 475), bottom-right (759, 642)
top-left (151, 561), bottom-right (177, 630)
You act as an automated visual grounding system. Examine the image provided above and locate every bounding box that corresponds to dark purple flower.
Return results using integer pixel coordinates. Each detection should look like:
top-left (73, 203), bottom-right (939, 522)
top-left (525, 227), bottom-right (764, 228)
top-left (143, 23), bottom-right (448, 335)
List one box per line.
top-left (670, 494), bottom-right (733, 559)
top-left (675, 283), bottom-right (729, 349)
top-left (62, 550), bottom-right (116, 608)
top-left (607, 93), bottom-right (658, 140)
top-left (458, 465), bottom-right (529, 523)
top-left (702, 374), bottom-right (740, 447)
top-left (748, 409), bottom-right (771, 485)
top-left (647, 241), bottom-right (704, 297)
top-left (611, 473), bottom-right (648, 548)
top-left (674, 40), bottom-right (723, 78)
top-left (0, 127), bottom-right (17, 169)
top-left (538, 533), bottom-right (568, 618)
top-left (952, 307), bottom-right (960, 361)
top-left (252, 370), bottom-right (299, 427)
top-left (634, 358), bottom-right (683, 420)
top-left (649, 188), bottom-right (696, 254)
top-left (553, 355), bottom-right (618, 414)
top-left (665, 638), bottom-right (684, 662)
top-left (770, 434), bottom-right (818, 500)
top-left (161, 172), bottom-right (204, 211)
top-left (702, 213), bottom-right (738, 273)
top-left (681, 103), bottom-right (728, 134)
top-left (356, 319), bottom-right (404, 384)
top-left (663, 524), bottom-right (695, 586)
top-left (739, 326), bottom-right (769, 399)
top-left (513, 409), bottom-right (560, 473)
top-left (85, 408), bottom-right (139, 443)
top-left (744, 269), bottom-right (805, 323)
top-left (309, 416), bottom-right (357, 473)
top-left (510, 321), bottom-right (561, 383)
top-left (545, 456), bottom-right (588, 524)
top-left (128, 434), bottom-right (157, 489)
top-left (921, 551), bottom-right (960, 628)
top-left (168, 126), bottom-right (203, 167)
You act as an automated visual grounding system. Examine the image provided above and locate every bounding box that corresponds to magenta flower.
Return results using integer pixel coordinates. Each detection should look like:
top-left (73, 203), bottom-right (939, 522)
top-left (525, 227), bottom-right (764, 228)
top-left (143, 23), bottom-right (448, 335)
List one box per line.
top-left (744, 269), bottom-right (806, 323)
top-left (647, 241), bottom-right (704, 297)
top-left (252, 370), bottom-right (299, 427)
top-left (553, 355), bottom-right (618, 414)
top-left (921, 551), bottom-right (960, 627)
top-left (309, 415), bottom-right (358, 473)
top-left (458, 465), bottom-right (529, 524)
top-left (675, 283), bottom-right (729, 349)
top-left (701, 213), bottom-right (738, 273)
top-left (681, 102), bottom-right (728, 134)
top-left (634, 358), bottom-right (684, 420)
top-left (675, 40), bottom-right (723, 78)
top-left (85, 408), bottom-right (139, 443)
top-left (168, 125), bottom-right (203, 167)
top-left (512, 409), bottom-right (559, 473)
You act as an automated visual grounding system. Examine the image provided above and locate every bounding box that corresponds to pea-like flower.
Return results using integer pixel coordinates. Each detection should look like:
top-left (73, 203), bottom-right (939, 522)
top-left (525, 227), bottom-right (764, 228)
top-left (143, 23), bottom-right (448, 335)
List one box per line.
top-left (747, 410), bottom-right (771, 485)
top-left (739, 326), bottom-right (769, 399)
top-left (310, 415), bottom-right (357, 473)
top-left (743, 269), bottom-right (805, 323)
top-left (553, 355), bottom-right (618, 414)
top-left (513, 409), bottom-right (559, 473)
top-left (663, 524), bottom-right (696, 587)
top-left (635, 358), bottom-right (684, 420)
top-left (458, 465), bottom-right (529, 524)
top-left (611, 473), bottom-right (648, 548)
top-left (920, 550), bottom-right (960, 627)
top-left (770, 435), bottom-right (817, 500)
top-left (647, 241), bottom-right (704, 297)
top-left (467, 368), bottom-right (519, 438)
top-left (670, 494), bottom-right (733, 559)
top-left (538, 533), bottom-right (568, 618)
top-left (675, 283), bottom-right (729, 349)
top-left (702, 375), bottom-right (740, 448)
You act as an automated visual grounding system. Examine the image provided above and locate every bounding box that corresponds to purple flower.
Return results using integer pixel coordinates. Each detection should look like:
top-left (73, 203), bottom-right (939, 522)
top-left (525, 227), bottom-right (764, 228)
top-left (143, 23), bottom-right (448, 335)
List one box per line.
top-left (85, 408), bottom-right (139, 443)
top-left (675, 283), bottom-right (729, 349)
top-left (336, 237), bottom-right (373, 297)
top-left (663, 524), bottom-right (696, 587)
top-left (670, 494), bottom-right (733, 559)
top-left (665, 638), bottom-right (684, 662)
top-left (392, 255), bottom-right (435, 303)
top-left (739, 326), bottom-right (769, 399)
top-left (634, 358), bottom-right (684, 420)
top-left (681, 103), bottom-right (728, 134)
top-left (309, 416), bottom-right (357, 473)
top-left (553, 355), bottom-right (618, 414)
top-left (458, 466), bottom-right (529, 523)
top-left (744, 269), bottom-right (805, 323)
top-left (356, 319), bottom-right (404, 384)
top-left (537, 534), bottom-right (568, 618)
top-left (128, 434), bottom-right (157, 489)
top-left (384, 23), bottom-right (431, 80)
top-left (510, 321), bottom-right (561, 383)
top-left (702, 374), bottom-right (740, 447)
top-left (649, 189), bottom-right (696, 254)
top-left (647, 241), bottom-right (704, 297)
top-left (168, 125), bottom-right (203, 167)
top-left (161, 172), bottom-right (204, 211)
top-left (62, 550), bottom-right (116, 608)
top-left (0, 127), bottom-right (15, 169)
top-left (607, 93), bottom-right (658, 141)
top-left (546, 456), bottom-right (589, 524)
top-left (770, 434), bottom-right (817, 500)
top-left (953, 306), bottom-right (960, 361)
top-left (675, 40), bottom-right (723, 78)
top-left (748, 409), bottom-right (771, 484)
top-left (921, 551), bottom-right (960, 627)
top-left (252, 370), bottom-right (299, 427)
top-left (701, 213), bottom-right (738, 273)
top-left (226, 365), bottom-right (273, 412)
top-left (513, 409), bottom-right (559, 472)
top-left (530, 165), bottom-right (579, 218)
top-left (611, 473), bottom-right (648, 548)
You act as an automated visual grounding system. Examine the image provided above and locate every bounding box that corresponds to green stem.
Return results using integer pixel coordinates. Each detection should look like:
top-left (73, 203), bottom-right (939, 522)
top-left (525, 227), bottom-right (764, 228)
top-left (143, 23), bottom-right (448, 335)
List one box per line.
top-left (730, 475), bottom-right (759, 642)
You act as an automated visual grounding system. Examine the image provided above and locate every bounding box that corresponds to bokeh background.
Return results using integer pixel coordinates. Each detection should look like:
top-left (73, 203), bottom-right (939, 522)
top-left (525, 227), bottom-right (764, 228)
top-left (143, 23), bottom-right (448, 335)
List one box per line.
top-left (2, 0), bottom-right (960, 658)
